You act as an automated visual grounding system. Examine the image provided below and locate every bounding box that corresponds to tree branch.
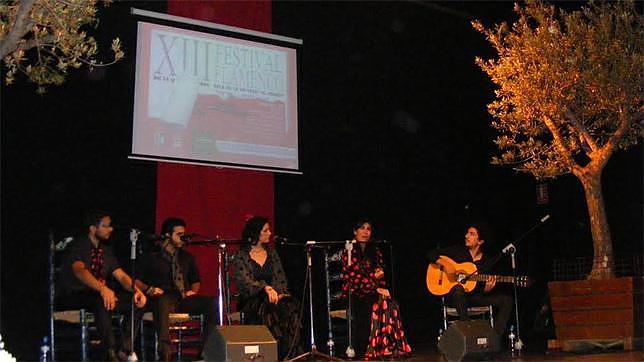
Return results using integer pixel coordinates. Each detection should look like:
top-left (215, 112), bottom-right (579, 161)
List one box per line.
top-left (16, 34), bottom-right (57, 53)
top-left (566, 108), bottom-right (598, 152)
top-left (0, 0), bottom-right (38, 59)
top-left (595, 108), bottom-right (632, 169)
top-left (542, 116), bottom-right (580, 173)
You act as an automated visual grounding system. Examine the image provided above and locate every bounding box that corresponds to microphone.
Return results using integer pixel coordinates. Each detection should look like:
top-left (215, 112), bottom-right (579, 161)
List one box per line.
top-left (141, 233), bottom-right (165, 242)
top-left (55, 236), bottom-right (74, 251)
top-left (540, 214), bottom-right (551, 223)
top-left (370, 239), bottom-right (390, 244)
top-left (502, 243), bottom-right (517, 254)
top-left (180, 233), bottom-right (196, 242)
top-left (274, 235), bottom-right (290, 244)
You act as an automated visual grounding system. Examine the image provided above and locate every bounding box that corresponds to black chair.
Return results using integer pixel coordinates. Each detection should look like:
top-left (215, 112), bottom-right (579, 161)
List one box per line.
top-left (49, 235), bottom-right (125, 361)
top-left (441, 296), bottom-right (494, 332)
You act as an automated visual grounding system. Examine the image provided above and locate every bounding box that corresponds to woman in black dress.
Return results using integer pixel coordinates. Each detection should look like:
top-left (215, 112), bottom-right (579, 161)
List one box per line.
top-left (232, 216), bottom-right (302, 360)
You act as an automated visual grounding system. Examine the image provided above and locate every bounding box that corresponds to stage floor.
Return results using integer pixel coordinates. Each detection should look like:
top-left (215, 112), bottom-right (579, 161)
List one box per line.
top-left (401, 343), bottom-right (644, 361)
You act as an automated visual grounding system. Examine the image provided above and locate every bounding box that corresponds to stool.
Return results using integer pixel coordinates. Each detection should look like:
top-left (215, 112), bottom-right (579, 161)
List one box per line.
top-left (141, 312), bottom-right (204, 361)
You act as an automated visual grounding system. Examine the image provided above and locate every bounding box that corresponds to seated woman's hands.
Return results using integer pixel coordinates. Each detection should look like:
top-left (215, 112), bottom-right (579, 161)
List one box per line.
top-left (264, 285), bottom-right (279, 304)
top-left (376, 287), bottom-right (390, 298)
top-left (374, 268), bottom-right (385, 280)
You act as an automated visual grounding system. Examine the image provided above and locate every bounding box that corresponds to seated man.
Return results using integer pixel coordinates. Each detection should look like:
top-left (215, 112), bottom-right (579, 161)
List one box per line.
top-left (137, 217), bottom-right (218, 362)
top-left (427, 222), bottom-right (513, 338)
top-left (58, 210), bottom-right (147, 361)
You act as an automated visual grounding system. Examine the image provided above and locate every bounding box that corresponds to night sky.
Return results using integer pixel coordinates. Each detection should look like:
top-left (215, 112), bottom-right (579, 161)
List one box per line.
top-left (1, 1), bottom-right (641, 359)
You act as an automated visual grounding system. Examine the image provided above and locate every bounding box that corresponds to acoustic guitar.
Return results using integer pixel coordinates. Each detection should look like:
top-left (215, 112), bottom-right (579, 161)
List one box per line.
top-left (426, 255), bottom-right (530, 296)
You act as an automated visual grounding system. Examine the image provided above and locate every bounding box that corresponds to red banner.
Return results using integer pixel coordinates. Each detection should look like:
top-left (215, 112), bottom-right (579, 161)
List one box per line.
top-left (160, 0), bottom-right (273, 296)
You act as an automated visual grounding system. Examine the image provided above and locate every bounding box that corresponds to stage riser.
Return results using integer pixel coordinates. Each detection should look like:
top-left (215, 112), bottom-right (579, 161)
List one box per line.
top-left (548, 277), bottom-right (643, 350)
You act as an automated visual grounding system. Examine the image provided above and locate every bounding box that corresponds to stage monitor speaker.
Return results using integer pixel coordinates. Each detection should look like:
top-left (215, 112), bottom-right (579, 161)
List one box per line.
top-left (437, 320), bottom-right (500, 362)
top-left (203, 325), bottom-right (277, 362)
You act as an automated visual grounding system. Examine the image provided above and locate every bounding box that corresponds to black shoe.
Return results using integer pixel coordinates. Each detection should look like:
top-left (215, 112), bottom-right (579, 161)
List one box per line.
top-left (106, 348), bottom-right (120, 362)
top-left (117, 350), bottom-right (130, 361)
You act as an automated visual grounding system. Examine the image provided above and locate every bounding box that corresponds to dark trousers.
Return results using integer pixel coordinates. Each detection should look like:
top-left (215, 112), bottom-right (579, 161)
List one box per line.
top-left (350, 293), bottom-right (379, 358)
top-left (239, 294), bottom-right (302, 360)
top-left (447, 285), bottom-right (513, 336)
top-left (150, 292), bottom-right (218, 358)
top-left (57, 289), bottom-right (143, 352)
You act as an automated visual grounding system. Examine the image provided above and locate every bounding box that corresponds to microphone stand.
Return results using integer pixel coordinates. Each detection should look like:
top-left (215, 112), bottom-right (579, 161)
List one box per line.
top-left (217, 242), bottom-right (226, 326)
top-left (48, 231), bottom-right (56, 362)
top-left (503, 243), bottom-right (523, 356)
top-left (128, 230), bottom-right (140, 362)
top-left (286, 241), bottom-right (342, 362)
top-left (323, 248), bottom-right (335, 357)
top-left (482, 215), bottom-right (550, 356)
top-left (344, 240), bottom-right (355, 359)
top-left (186, 238), bottom-right (248, 326)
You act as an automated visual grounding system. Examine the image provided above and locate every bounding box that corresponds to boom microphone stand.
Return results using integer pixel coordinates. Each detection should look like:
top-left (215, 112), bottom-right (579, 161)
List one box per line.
top-left (484, 214), bottom-right (550, 355)
top-left (502, 242), bottom-right (523, 355)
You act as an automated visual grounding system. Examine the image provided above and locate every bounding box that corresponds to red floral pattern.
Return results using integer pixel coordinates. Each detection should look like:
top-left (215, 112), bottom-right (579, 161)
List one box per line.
top-left (341, 246), bottom-right (412, 359)
top-left (365, 295), bottom-right (412, 359)
top-left (341, 247), bottom-right (386, 298)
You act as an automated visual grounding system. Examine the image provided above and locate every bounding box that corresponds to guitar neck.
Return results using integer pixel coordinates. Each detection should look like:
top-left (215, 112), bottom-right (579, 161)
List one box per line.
top-left (469, 274), bottom-right (516, 283)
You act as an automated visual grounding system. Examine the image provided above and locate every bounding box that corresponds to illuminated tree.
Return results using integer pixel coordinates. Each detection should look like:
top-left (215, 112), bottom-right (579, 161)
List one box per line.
top-left (0, 0), bottom-right (123, 93)
top-left (473, 0), bottom-right (642, 279)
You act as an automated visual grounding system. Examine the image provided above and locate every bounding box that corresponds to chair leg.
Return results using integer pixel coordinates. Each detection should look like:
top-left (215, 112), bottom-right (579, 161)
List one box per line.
top-left (489, 305), bottom-right (494, 328)
top-left (154, 330), bottom-right (159, 361)
top-left (441, 297), bottom-right (448, 331)
top-left (177, 326), bottom-right (182, 362)
top-left (140, 318), bottom-right (146, 361)
top-left (80, 309), bottom-right (88, 362)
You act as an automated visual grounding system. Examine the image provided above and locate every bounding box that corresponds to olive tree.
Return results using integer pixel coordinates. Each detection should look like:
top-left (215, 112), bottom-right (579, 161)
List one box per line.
top-left (473, 0), bottom-right (642, 279)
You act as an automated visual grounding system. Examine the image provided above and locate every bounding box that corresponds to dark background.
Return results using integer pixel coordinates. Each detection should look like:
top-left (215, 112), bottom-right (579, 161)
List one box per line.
top-left (1, 1), bottom-right (641, 360)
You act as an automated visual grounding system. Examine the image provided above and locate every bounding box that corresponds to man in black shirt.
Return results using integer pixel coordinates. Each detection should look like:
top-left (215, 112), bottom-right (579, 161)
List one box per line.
top-left (428, 222), bottom-right (513, 337)
top-left (58, 210), bottom-right (147, 361)
top-left (137, 217), bottom-right (218, 362)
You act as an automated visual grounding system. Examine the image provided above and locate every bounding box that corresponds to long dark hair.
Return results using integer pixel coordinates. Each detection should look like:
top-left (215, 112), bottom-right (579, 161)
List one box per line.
top-left (353, 218), bottom-right (379, 264)
top-left (241, 216), bottom-right (269, 247)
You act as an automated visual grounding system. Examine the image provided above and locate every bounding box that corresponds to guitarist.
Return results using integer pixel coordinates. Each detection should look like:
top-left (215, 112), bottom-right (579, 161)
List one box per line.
top-left (427, 222), bottom-right (513, 338)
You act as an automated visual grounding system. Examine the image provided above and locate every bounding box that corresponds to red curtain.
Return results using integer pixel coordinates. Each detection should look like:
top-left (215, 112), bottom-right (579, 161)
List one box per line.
top-left (160, 0), bottom-right (273, 296)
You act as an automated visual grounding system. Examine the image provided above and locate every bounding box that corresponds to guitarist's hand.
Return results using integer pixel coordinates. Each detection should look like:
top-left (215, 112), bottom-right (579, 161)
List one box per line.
top-left (484, 276), bottom-right (497, 292)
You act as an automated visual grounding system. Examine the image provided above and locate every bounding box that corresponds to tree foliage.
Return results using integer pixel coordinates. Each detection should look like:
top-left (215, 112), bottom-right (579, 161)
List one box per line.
top-left (473, 0), bottom-right (642, 180)
top-left (0, 0), bottom-right (123, 93)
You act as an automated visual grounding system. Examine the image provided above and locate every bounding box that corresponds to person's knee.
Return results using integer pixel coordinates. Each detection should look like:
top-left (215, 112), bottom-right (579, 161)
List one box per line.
top-left (500, 294), bottom-right (513, 309)
top-left (449, 285), bottom-right (466, 301)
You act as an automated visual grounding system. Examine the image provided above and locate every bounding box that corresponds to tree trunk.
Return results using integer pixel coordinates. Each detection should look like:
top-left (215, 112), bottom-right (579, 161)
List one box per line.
top-left (577, 169), bottom-right (615, 279)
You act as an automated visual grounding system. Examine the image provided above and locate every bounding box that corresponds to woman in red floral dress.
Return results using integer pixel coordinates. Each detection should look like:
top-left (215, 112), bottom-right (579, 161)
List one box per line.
top-left (342, 219), bottom-right (412, 359)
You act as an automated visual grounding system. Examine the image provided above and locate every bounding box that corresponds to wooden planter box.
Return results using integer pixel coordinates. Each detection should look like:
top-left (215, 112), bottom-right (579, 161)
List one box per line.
top-left (548, 277), bottom-right (643, 351)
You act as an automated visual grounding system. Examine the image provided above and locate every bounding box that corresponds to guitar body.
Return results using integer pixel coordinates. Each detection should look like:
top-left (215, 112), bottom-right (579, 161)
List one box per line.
top-left (427, 255), bottom-right (530, 296)
top-left (426, 256), bottom-right (479, 296)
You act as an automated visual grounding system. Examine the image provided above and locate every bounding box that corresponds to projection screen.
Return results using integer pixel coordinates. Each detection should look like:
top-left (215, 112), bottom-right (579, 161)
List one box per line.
top-left (129, 9), bottom-right (302, 173)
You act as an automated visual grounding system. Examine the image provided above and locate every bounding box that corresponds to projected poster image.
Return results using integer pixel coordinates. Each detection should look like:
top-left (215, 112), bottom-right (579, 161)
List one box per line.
top-left (132, 22), bottom-right (299, 171)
